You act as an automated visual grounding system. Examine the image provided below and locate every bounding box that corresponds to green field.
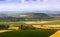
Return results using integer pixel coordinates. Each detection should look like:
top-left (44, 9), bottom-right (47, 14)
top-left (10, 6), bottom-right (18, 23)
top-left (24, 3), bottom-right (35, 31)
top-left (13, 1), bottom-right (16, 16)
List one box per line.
top-left (42, 20), bottom-right (60, 25)
top-left (0, 20), bottom-right (59, 37)
top-left (0, 29), bottom-right (57, 37)
top-left (0, 20), bottom-right (60, 25)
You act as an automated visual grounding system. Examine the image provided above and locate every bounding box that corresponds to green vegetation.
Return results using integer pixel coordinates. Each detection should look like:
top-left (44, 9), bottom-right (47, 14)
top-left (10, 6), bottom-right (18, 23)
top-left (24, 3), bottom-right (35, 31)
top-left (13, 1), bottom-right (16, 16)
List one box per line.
top-left (0, 22), bottom-right (26, 25)
top-left (41, 20), bottom-right (60, 25)
top-left (0, 20), bottom-right (60, 25)
top-left (0, 29), bottom-right (57, 37)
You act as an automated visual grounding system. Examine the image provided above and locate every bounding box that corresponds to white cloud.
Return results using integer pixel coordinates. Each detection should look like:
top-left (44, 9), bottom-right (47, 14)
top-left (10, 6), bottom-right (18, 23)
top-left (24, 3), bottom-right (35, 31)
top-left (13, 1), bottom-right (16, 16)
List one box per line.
top-left (0, 4), bottom-right (48, 11)
top-left (0, 0), bottom-right (60, 11)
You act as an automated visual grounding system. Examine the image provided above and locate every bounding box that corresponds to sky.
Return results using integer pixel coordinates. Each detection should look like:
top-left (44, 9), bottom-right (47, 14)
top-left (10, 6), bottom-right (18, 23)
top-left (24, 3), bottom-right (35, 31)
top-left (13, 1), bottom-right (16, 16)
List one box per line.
top-left (0, 0), bottom-right (60, 12)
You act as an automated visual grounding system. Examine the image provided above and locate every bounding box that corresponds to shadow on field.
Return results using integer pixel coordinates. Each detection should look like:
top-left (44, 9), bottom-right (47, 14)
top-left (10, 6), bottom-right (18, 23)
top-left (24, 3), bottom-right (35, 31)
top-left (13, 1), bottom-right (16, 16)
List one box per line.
top-left (0, 29), bottom-right (57, 37)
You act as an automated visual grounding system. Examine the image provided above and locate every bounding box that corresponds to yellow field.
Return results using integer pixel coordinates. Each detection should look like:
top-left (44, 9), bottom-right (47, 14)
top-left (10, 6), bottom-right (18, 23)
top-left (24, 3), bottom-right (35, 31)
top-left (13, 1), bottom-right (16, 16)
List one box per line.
top-left (0, 30), bottom-right (12, 33)
top-left (49, 30), bottom-right (60, 37)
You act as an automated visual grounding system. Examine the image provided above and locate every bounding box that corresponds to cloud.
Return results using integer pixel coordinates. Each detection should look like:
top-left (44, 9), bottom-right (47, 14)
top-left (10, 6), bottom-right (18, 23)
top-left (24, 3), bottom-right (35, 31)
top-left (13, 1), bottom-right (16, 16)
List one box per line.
top-left (0, 4), bottom-right (48, 11)
top-left (0, 4), bottom-right (60, 11)
top-left (0, 0), bottom-right (60, 11)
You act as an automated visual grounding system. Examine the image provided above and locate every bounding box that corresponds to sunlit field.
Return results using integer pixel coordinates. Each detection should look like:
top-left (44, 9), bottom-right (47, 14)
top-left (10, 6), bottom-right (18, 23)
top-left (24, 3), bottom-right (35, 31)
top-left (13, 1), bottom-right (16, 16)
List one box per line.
top-left (0, 20), bottom-right (60, 25)
top-left (0, 20), bottom-right (60, 37)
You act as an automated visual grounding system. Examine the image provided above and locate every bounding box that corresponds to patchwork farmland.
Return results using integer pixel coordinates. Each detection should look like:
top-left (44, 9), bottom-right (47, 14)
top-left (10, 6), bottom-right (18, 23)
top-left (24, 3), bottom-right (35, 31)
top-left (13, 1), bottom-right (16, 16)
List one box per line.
top-left (0, 13), bottom-right (60, 37)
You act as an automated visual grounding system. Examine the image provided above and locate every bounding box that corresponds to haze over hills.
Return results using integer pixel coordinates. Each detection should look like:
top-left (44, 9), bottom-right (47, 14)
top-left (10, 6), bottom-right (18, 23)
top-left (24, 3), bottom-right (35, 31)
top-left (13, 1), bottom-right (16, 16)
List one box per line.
top-left (0, 11), bottom-right (60, 17)
top-left (0, 11), bottom-right (60, 14)
top-left (0, 11), bottom-right (60, 21)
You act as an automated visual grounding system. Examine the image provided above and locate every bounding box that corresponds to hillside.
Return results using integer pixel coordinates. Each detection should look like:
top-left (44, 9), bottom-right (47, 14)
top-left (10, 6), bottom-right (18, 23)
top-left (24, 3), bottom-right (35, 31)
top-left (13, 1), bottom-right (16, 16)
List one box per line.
top-left (0, 13), bottom-right (52, 22)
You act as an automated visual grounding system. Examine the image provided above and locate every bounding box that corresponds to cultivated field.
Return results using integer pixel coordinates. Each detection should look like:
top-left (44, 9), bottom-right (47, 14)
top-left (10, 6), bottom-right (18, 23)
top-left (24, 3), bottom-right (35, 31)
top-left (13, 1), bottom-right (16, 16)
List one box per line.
top-left (0, 20), bottom-right (60, 25)
top-left (50, 30), bottom-right (60, 37)
top-left (0, 20), bottom-right (60, 37)
top-left (0, 30), bottom-right (12, 33)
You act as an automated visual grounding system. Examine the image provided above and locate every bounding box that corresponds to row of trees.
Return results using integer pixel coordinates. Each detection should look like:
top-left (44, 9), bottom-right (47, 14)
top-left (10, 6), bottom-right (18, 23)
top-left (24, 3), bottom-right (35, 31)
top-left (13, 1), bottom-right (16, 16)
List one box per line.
top-left (0, 17), bottom-right (54, 22)
top-left (0, 25), bottom-right (36, 30)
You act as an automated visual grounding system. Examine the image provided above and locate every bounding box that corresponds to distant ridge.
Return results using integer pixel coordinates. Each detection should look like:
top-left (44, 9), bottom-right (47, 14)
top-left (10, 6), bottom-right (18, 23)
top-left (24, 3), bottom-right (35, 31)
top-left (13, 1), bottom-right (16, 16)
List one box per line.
top-left (0, 13), bottom-right (53, 21)
top-left (0, 11), bottom-right (60, 14)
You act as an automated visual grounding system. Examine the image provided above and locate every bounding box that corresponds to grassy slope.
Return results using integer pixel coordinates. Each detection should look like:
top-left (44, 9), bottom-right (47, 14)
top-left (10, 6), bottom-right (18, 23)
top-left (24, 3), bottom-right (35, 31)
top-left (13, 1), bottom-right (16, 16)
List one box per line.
top-left (0, 29), bottom-right (57, 37)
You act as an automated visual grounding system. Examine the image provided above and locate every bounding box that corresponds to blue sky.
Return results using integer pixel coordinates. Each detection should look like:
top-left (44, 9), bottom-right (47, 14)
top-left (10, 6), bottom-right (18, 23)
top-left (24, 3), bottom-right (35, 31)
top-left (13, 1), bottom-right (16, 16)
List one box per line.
top-left (0, 0), bottom-right (60, 12)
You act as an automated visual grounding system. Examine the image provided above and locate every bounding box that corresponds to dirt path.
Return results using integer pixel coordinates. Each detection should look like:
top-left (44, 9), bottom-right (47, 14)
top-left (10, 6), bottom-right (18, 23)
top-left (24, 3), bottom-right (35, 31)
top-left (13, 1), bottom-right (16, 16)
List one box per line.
top-left (49, 30), bottom-right (60, 37)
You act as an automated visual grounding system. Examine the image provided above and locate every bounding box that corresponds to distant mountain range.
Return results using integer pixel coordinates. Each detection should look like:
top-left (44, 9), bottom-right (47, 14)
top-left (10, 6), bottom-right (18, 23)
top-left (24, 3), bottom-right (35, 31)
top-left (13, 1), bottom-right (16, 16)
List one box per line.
top-left (0, 11), bottom-right (60, 17)
top-left (0, 11), bottom-right (60, 14)
top-left (0, 12), bottom-right (54, 21)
